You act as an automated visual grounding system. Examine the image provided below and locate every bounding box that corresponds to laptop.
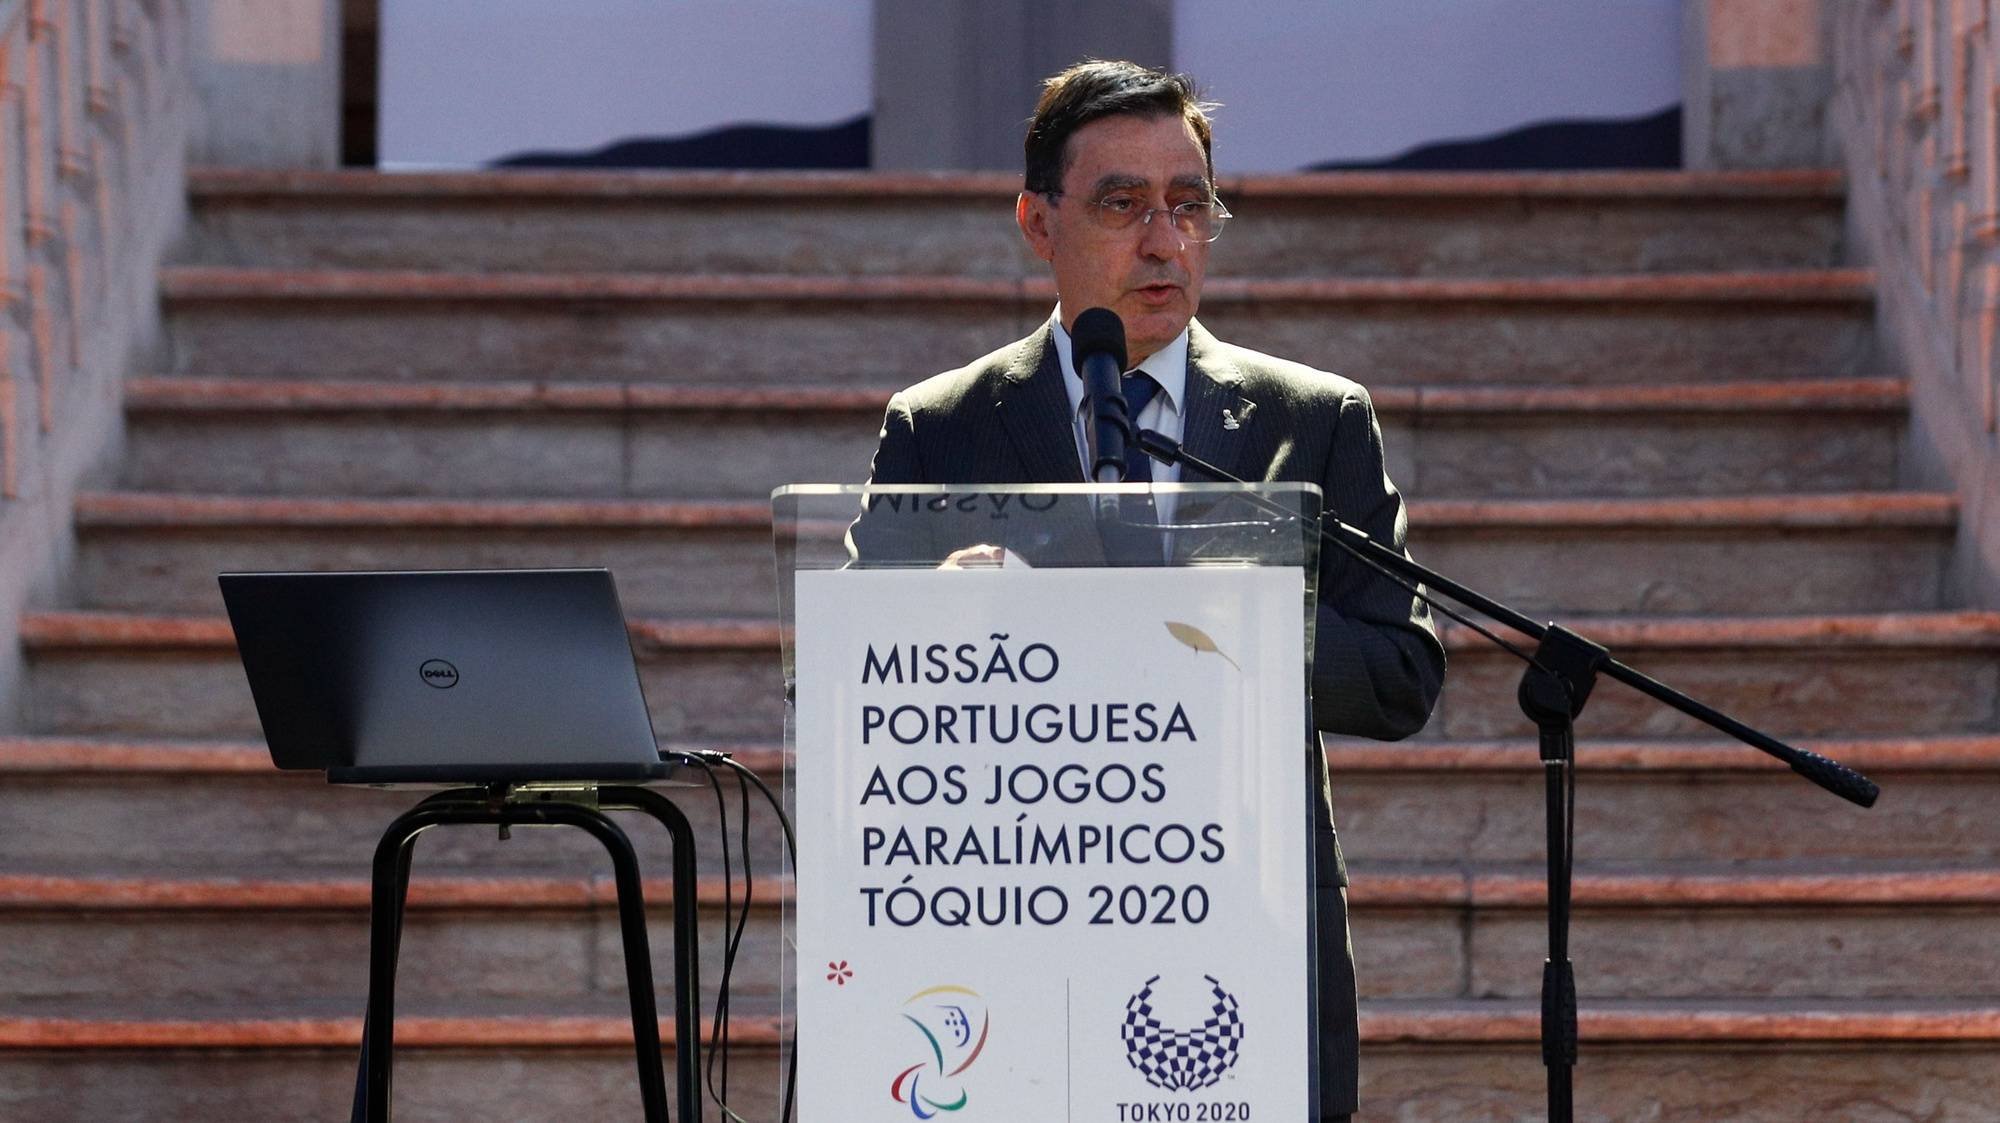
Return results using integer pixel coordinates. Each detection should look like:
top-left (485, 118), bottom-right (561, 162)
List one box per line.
top-left (219, 568), bottom-right (676, 785)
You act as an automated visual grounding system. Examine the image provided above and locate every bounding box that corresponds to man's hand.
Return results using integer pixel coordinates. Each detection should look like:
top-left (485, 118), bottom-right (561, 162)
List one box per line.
top-left (940, 544), bottom-right (1029, 569)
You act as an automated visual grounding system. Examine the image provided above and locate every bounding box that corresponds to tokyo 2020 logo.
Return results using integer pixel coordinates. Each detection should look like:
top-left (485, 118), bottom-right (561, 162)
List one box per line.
top-left (1121, 974), bottom-right (1245, 1092)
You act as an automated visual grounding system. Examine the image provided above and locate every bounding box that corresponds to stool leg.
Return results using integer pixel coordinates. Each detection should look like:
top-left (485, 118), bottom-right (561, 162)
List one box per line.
top-left (579, 811), bottom-right (674, 1122)
top-left (352, 834), bottom-right (419, 1122)
top-left (605, 787), bottom-right (703, 1123)
top-left (361, 813), bottom-right (433, 1121)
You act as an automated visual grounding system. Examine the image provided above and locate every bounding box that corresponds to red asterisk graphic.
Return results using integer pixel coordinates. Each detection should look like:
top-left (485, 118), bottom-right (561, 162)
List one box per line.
top-left (827, 960), bottom-right (854, 985)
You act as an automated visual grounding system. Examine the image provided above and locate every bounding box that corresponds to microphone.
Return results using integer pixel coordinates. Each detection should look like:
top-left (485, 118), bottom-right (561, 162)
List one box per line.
top-left (1070, 307), bottom-right (1130, 483)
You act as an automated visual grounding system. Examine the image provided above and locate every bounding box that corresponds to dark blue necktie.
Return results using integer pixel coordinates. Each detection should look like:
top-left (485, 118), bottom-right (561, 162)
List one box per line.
top-left (1122, 370), bottom-right (1162, 482)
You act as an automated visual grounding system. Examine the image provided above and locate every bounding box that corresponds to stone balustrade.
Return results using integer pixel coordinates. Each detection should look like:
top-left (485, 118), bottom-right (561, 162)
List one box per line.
top-left (1835, 0), bottom-right (2000, 605)
top-left (0, 0), bottom-right (188, 725)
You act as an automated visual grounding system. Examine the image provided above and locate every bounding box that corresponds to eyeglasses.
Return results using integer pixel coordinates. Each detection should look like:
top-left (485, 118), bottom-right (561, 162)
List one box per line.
top-left (1044, 191), bottom-right (1233, 243)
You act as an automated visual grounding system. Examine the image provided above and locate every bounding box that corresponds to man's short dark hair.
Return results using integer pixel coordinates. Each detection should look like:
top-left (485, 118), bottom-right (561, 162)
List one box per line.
top-left (1023, 59), bottom-right (1215, 195)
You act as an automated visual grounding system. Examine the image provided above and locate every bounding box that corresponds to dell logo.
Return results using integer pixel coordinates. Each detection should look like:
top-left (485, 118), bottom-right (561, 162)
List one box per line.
top-left (419, 659), bottom-right (459, 689)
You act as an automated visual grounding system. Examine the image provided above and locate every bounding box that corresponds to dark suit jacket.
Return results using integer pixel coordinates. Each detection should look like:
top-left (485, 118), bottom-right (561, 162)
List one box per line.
top-left (859, 318), bottom-right (1446, 890)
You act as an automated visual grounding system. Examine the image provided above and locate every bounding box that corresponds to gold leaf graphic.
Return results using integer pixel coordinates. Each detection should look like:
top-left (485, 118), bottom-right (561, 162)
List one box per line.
top-left (1165, 621), bottom-right (1241, 672)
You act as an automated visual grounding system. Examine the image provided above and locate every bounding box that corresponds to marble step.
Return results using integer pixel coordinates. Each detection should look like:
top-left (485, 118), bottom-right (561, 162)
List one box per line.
top-left (3, 864), bottom-right (1994, 1007)
top-left (0, 734), bottom-right (790, 878)
top-left (119, 376), bottom-right (1910, 500)
top-left (159, 267), bottom-right (1878, 385)
top-left (1424, 611), bottom-right (2000, 741)
top-left (19, 611), bottom-right (2000, 745)
top-left (0, 872), bottom-right (787, 1012)
top-left (70, 491), bottom-right (1955, 618)
top-left (5, 732), bottom-right (1994, 867)
top-left (182, 167), bottom-right (1848, 277)
top-left (3, 1000), bottom-right (1994, 1121)
top-left (0, 1004), bottom-right (783, 1122)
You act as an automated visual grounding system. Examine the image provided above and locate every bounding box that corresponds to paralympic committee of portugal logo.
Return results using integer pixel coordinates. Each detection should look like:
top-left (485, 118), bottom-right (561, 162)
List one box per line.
top-left (1121, 974), bottom-right (1245, 1092)
top-left (889, 985), bottom-right (990, 1119)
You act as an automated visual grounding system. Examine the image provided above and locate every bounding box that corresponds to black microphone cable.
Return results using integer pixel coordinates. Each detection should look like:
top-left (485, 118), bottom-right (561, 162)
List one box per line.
top-left (678, 753), bottom-right (745, 1122)
top-left (671, 748), bottom-right (799, 1123)
top-left (719, 755), bottom-right (797, 1123)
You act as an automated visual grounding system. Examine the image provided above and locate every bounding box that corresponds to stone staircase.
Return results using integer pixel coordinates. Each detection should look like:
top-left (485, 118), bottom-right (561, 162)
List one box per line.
top-left (3, 168), bottom-right (1997, 1120)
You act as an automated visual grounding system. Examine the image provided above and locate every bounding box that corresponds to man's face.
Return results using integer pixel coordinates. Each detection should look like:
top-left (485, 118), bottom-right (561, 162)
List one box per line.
top-left (1018, 112), bottom-right (1213, 364)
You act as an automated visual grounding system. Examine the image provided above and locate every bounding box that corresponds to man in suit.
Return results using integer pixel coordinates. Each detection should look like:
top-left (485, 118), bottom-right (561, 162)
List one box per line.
top-left (859, 60), bottom-right (1445, 1121)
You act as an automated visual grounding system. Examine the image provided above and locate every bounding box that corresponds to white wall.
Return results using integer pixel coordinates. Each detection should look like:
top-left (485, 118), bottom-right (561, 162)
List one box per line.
top-left (1174, 0), bottom-right (1681, 171)
top-left (379, 0), bottom-right (873, 169)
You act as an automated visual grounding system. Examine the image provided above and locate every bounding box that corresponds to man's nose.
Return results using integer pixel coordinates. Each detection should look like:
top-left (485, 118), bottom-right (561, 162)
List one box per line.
top-left (1137, 209), bottom-right (1185, 258)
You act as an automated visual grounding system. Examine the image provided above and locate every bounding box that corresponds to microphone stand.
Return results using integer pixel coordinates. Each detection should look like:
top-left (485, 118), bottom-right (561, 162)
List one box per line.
top-left (1084, 362), bottom-right (1147, 553)
top-left (1135, 430), bottom-right (1879, 1123)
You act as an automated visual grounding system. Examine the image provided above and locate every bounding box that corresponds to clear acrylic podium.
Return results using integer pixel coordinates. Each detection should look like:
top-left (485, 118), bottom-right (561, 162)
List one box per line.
top-left (771, 483), bottom-right (1326, 1119)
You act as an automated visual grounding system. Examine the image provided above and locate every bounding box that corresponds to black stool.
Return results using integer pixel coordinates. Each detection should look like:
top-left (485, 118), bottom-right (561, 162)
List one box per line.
top-left (352, 784), bottom-right (702, 1122)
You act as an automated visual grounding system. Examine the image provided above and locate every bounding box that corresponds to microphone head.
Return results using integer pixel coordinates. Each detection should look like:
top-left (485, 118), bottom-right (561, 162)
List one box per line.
top-left (1070, 307), bottom-right (1127, 374)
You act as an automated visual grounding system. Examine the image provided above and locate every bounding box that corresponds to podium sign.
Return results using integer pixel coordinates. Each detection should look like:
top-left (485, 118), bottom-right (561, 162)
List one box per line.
top-left (776, 484), bottom-right (1321, 1121)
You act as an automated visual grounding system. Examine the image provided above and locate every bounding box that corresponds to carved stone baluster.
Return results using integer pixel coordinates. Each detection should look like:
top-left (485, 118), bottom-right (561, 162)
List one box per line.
top-left (1896, 2), bottom-right (1921, 273)
top-left (53, 0), bottom-right (84, 370)
top-left (1919, 0), bottom-right (1935, 299)
top-left (1985, 265), bottom-right (2000, 430)
top-left (1987, 0), bottom-right (2000, 232)
top-left (0, 33), bottom-right (15, 291)
top-left (83, 0), bottom-right (107, 118)
top-left (1911, 193), bottom-right (1927, 301)
top-left (1870, 4), bottom-right (1889, 181)
top-left (1918, 0), bottom-right (1943, 141)
top-left (27, 261), bottom-right (50, 431)
top-left (108, 0), bottom-right (132, 162)
top-left (1949, 201), bottom-right (1967, 328)
top-left (0, 23), bottom-right (15, 497)
top-left (1968, 4), bottom-right (1999, 260)
top-left (1878, 2), bottom-right (1899, 181)
top-left (1949, 0), bottom-right (1972, 177)
top-left (133, 0), bottom-right (153, 127)
top-left (24, 0), bottom-right (52, 249)
top-left (60, 198), bottom-right (80, 363)
top-left (0, 377), bottom-right (13, 497)
top-left (1941, 4), bottom-right (1966, 328)
top-left (92, 133), bottom-right (112, 288)
top-left (24, 0), bottom-right (57, 432)
top-left (53, 0), bottom-right (80, 178)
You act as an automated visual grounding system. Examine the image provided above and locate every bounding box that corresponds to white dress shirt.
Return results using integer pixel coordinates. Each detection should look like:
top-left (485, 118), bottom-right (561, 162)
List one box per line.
top-left (1049, 308), bottom-right (1188, 525)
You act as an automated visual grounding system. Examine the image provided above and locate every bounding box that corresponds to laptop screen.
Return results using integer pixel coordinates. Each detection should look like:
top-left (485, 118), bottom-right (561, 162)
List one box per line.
top-left (220, 569), bottom-right (670, 784)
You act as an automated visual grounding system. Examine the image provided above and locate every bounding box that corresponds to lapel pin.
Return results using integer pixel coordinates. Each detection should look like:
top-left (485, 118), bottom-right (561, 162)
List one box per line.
top-left (1221, 401), bottom-right (1256, 431)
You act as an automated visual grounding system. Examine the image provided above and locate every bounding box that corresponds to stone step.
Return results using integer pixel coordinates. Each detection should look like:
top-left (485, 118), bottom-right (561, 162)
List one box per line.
top-left (119, 376), bottom-right (1911, 500)
top-left (0, 873), bottom-right (789, 1012)
top-left (182, 167), bottom-right (1848, 277)
top-left (1323, 735), bottom-right (2000, 865)
top-left (0, 740), bottom-right (793, 879)
top-left (159, 267), bottom-right (1879, 385)
top-left (19, 611), bottom-right (2000, 744)
top-left (5, 864), bottom-right (1994, 1008)
top-left (1356, 1001), bottom-right (2000, 1120)
top-left (1429, 612), bottom-right (2000, 741)
top-left (0, 1008), bottom-right (786, 1122)
top-left (70, 491), bottom-right (1956, 618)
top-left (6, 728), bottom-right (1995, 868)
top-left (17, 612), bottom-right (781, 742)
top-left (2, 1001), bottom-right (1994, 1121)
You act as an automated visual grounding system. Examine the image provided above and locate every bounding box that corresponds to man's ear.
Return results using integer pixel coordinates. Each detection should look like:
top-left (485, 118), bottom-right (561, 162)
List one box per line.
top-left (1017, 192), bottom-right (1056, 263)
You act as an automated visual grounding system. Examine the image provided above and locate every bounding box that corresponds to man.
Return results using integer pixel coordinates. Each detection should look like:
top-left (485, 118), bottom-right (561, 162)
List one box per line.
top-left (860, 60), bottom-right (1445, 1121)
